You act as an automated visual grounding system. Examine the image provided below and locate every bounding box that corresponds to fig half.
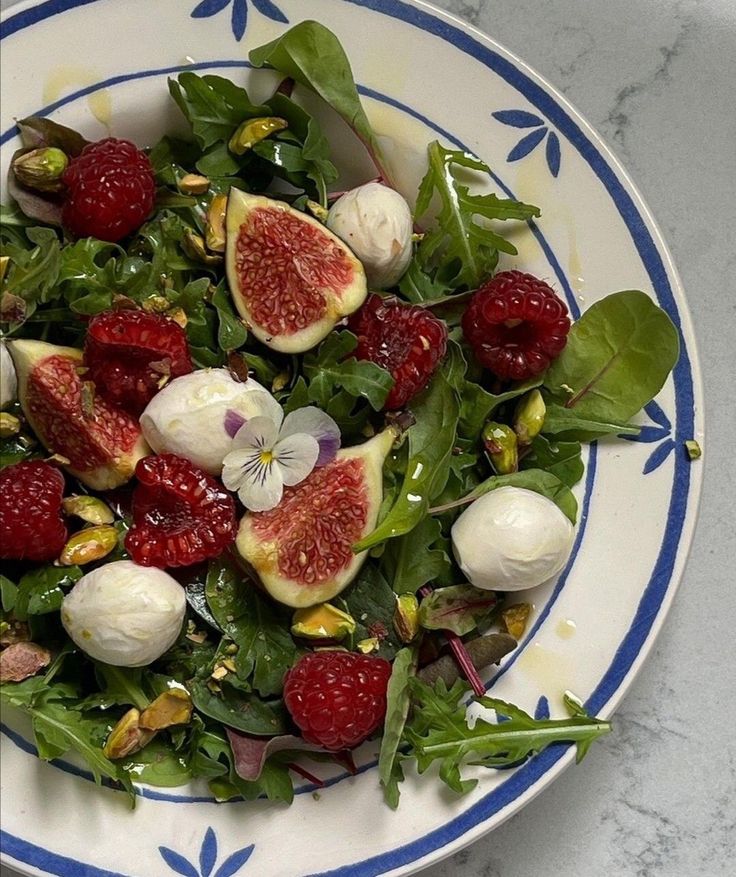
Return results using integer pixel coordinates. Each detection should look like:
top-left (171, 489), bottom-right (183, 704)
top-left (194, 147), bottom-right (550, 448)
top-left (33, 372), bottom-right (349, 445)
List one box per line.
top-left (226, 189), bottom-right (367, 353)
top-left (9, 339), bottom-right (149, 490)
top-left (236, 428), bottom-right (396, 608)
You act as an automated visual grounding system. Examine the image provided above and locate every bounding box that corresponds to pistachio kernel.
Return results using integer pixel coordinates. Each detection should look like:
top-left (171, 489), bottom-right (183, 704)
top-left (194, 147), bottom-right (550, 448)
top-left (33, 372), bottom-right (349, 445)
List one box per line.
top-left (166, 307), bottom-right (188, 329)
top-left (482, 422), bottom-right (519, 475)
top-left (502, 602), bottom-right (532, 640)
top-left (178, 173), bottom-right (210, 195)
top-left (685, 439), bottom-right (702, 460)
top-left (0, 255), bottom-right (10, 284)
top-left (142, 295), bottom-right (172, 314)
top-left (139, 689), bottom-right (193, 731)
top-left (0, 412), bottom-right (21, 438)
top-left (205, 193), bottom-right (228, 253)
top-left (210, 665), bottom-right (228, 681)
top-left (62, 495), bottom-right (115, 525)
top-left (103, 708), bottom-right (155, 759)
top-left (12, 147), bottom-right (69, 193)
top-left (513, 389), bottom-right (546, 445)
top-left (291, 603), bottom-right (356, 641)
top-left (59, 525), bottom-right (118, 566)
top-left (182, 228), bottom-right (223, 266)
top-left (271, 371), bottom-right (289, 393)
top-left (356, 638), bottom-right (380, 654)
top-left (228, 116), bottom-right (288, 155)
top-left (393, 594), bottom-right (420, 643)
top-left (306, 200), bottom-right (329, 222)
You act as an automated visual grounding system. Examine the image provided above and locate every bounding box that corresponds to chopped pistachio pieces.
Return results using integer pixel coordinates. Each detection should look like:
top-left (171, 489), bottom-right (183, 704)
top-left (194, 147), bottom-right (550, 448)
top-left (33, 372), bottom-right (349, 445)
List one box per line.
top-left (513, 389), bottom-right (546, 445)
top-left (502, 602), bottom-right (532, 640)
top-left (228, 116), bottom-right (288, 154)
top-left (59, 525), bottom-right (118, 566)
top-left (291, 603), bottom-right (356, 640)
top-left (62, 495), bottom-right (115, 525)
top-left (357, 637), bottom-right (380, 654)
top-left (139, 689), bottom-right (193, 731)
top-left (482, 422), bottom-right (519, 474)
top-left (685, 439), bottom-right (702, 460)
top-left (393, 594), bottom-right (419, 643)
top-left (0, 412), bottom-right (21, 438)
top-left (178, 173), bottom-right (210, 194)
top-left (103, 708), bottom-right (155, 759)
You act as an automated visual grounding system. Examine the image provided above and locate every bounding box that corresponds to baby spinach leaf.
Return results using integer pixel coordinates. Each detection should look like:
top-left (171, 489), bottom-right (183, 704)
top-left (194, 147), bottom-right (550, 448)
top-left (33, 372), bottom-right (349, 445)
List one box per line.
top-left (205, 557), bottom-right (298, 697)
top-left (250, 21), bottom-right (385, 176)
top-left (212, 282), bottom-right (248, 350)
top-left (381, 516), bottom-right (452, 595)
top-left (355, 362), bottom-right (460, 551)
top-left (339, 564), bottom-right (402, 660)
top-left (460, 375), bottom-right (544, 439)
top-left (121, 739), bottom-right (193, 788)
top-left (378, 645), bottom-right (418, 809)
top-left (544, 290), bottom-right (679, 423)
top-left (541, 402), bottom-right (640, 441)
top-left (418, 585), bottom-right (498, 637)
top-left (520, 435), bottom-right (584, 488)
top-left (14, 566), bottom-right (82, 621)
top-left (188, 678), bottom-right (287, 736)
top-left (0, 574), bottom-right (17, 612)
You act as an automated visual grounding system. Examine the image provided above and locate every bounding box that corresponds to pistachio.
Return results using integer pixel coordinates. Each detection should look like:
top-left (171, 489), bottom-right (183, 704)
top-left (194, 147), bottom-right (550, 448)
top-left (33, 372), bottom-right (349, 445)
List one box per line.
top-left (62, 495), bottom-right (115, 525)
top-left (393, 594), bottom-right (419, 643)
top-left (502, 602), bottom-right (532, 640)
top-left (0, 412), bottom-right (21, 438)
top-left (211, 665), bottom-right (228, 681)
top-left (0, 255), bottom-right (9, 284)
top-left (59, 525), bottom-right (118, 566)
top-left (271, 371), bottom-right (289, 393)
top-left (291, 603), bottom-right (356, 640)
top-left (205, 193), bottom-right (228, 253)
top-left (0, 619), bottom-right (30, 647)
top-left (182, 228), bottom-right (223, 266)
top-left (356, 637), bottom-right (380, 654)
top-left (139, 689), bottom-right (193, 731)
top-left (142, 295), bottom-right (172, 314)
top-left (228, 116), bottom-right (288, 155)
top-left (482, 422), bottom-right (519, 474)
top-left (13, 147), bottom-right (68, 193)
top-left (166, 307), bottom-right (188, 329)
top-left (513, 389), bottom-right (546, 445)
top-left (103, 708), bottom-right (155, 759)
top-left (306, 200), bottom-right (329, 222)
top-left (178, 173), bottom-right (210, 195)
top-left (685, 439), bottom-right (702, 460)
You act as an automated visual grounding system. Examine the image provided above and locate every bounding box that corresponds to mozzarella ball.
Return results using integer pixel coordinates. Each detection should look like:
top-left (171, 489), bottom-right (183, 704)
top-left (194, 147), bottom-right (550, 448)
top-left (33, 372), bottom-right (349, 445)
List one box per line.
top-left (451, 487), bottom-right (574, 591)
top-left (327, 182), bottom-right (413, 288)
top-left (1, 341), bottom-right (17, 408)
top-left (61, 561), bottom-right (186, 667)
top-left (140, 368), bottom-right (281, 474)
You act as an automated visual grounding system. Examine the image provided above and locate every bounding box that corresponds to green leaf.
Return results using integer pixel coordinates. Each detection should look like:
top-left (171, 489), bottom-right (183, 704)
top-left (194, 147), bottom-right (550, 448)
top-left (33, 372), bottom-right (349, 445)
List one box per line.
top-left (188, 678), bottom-right (287, 736)
top-left (14, 566), bottom-right (82, 621)
top-left (94, 664), bottom-right (149, 711)
top-left (3, 227), bottom-right (61, 307)
top-left (378, 646), bottom-right (418, 808)
top-left (381, 516), bottom-right (451, 595)
top-left (121, 739), bottom-right (193, 788)
top-left (249, 21), bottom-right (384, 174)
top-left (520, 435), bottom-right (584, 488)
top-left (355, 362), bottom-right (460, 551)
top-left (339, 564), bottom-right (403, 660)
top-left (431, 468), bottom-right (578, 524)
top-left (544, 290), bottom-right (679, 423)
top-left (541, 402), bottom-right (640, 441)
top-left (205, 556), bottom-right (298, 697)
top-left (418, 585), bottom-right (499, 636)
top-left (212, 282), bottom-right (248, 350)
top-left (459, 375), bottom-right (544, 439)
top-left (0, 575), bottom-right (17, 612)
top-left (410, 142), bottom-right (540, 294)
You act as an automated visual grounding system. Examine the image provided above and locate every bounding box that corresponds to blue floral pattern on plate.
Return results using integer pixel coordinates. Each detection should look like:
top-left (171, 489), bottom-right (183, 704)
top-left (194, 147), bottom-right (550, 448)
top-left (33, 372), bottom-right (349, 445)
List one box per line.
top-left (623, 399), bottom-right (675, 474)
top-left (160, 827), bottom-right (255, 877)
top-left (191, 0), bottom-right (288, 42)
top-left (492, 109), bottom-right (562, 177)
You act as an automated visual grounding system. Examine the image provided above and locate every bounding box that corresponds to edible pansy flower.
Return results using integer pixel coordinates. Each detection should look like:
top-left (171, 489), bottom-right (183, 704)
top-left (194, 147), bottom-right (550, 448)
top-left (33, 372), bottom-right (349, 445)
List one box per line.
top-left (222, 405), bottom-right (341, 512)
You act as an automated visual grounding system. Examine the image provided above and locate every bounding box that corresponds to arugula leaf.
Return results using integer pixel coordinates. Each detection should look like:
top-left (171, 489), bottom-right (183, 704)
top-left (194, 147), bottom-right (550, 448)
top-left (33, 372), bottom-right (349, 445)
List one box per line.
top-left (355, 362), bottom-right (460, 551)
top-left (339, 565), bottom-right (403, 660)
top-left (406, 142), bottom-right (540, 298)
top-left (541, 402), bottom-right (640, 441)
top-left (431, 468), bottom-right (578, 524)
top-left (378, 646), bottom-right (418, 809)
top-left (14, 566), bottom-right (82, 621)
top-left (249, 21), bottom-right (385, 177)
top-left (94, 664), bottom-right (149, 711)
top-left (520, 435), bottom-right (584, 488)
top-left (544, 290), bottom-right (679, 424)
top-left (381, 516), bottom-right (452, 595)
top-left (404, 679), bottom-right (610, 794)
top-left (2, 227), bottom-right (61, 310)
top-left (418, 585), bottom-right (499, 636)
top-left (205, 556), bottom-right (298, 697)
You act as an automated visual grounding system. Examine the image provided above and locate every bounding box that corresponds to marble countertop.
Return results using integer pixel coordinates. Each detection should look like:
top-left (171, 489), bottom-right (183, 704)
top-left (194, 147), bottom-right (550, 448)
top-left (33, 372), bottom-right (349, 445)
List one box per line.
top-left (1, 1), bottom-right (734, 876)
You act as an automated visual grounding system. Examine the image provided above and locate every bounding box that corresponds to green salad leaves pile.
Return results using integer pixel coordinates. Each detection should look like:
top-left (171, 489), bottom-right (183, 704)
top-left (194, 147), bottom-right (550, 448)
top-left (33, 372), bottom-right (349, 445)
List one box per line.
top-left (0, 21), bottom-right (680, 808)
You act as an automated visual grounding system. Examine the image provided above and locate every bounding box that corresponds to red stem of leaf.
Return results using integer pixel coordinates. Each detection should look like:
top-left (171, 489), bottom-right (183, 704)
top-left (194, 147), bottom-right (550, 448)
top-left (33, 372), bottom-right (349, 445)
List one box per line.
top-left (419, 585), bottom-right (486, 698)
top-left (286, 762), bottom-right (324, 787)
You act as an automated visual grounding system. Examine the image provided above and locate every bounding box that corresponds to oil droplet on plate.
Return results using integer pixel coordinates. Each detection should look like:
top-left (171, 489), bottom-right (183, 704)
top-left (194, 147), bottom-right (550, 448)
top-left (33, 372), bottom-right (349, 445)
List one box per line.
top-left (556, 618), bottom-right (577, 640)
top-left (43, 66), bottom-right (112, 130)
top-left (516, 641), bottom-right (575, 696)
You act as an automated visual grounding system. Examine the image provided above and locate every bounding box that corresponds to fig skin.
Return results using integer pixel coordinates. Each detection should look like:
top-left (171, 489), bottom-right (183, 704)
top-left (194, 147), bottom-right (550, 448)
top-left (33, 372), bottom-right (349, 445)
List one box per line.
top-left (226, 189), bottom-right (368, 354)
top-left (236, 428), bottom-right (396, 608)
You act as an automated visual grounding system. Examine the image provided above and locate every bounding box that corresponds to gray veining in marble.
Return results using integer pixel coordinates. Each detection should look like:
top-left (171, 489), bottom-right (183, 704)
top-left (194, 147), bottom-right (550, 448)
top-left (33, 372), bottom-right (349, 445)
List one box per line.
top-left (1, 1), bottom-right (734, 875)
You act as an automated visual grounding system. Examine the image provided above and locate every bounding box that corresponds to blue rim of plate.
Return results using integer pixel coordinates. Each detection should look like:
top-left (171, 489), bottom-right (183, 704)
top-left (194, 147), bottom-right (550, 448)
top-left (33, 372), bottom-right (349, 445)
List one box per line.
top-left (0, 1), bottom-right (698, 876)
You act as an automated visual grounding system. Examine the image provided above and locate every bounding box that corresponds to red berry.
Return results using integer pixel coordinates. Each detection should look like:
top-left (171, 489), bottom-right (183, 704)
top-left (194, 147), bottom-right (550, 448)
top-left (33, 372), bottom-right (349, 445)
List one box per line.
top-left (461, 271), bottom-right (571, 381)
top-left (0, 461), bottom-right (67, 562)
top-left (85, 310), bottom-right (193, 416)
top-left (348, 294), bottom-right (448, 409)
top-left (284, 651), bottom-right (392, 751)
top-left (61, 138), bottom-right (156, 242)
top-left (125, 454), bottom-right (236, 568)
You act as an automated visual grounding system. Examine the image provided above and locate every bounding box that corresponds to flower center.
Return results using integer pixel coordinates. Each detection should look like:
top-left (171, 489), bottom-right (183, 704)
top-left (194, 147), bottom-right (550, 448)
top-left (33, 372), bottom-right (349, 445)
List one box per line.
top-left (259, 449), bottom-right (274, 466)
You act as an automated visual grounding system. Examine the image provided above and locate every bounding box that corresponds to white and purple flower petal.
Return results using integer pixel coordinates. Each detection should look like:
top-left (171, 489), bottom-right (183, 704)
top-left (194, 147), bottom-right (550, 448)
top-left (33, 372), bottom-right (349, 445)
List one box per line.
top-left (222, 446), bottom-right (285, 512)
top-left (273, 433), bottom-right (320, 486)
top-left (280, 406), bottom-right (341, 466)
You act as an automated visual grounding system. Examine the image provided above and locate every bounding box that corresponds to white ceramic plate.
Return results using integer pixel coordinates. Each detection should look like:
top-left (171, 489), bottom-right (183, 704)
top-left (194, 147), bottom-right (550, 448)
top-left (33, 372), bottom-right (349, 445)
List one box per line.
top-left (0, 1), bottom-right (704, 876)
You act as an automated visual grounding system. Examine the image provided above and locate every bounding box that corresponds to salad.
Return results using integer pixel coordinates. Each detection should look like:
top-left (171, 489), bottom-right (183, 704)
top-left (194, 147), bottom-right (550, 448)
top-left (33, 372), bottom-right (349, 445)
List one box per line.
top-left (0, 21), bottom-right (682, 809)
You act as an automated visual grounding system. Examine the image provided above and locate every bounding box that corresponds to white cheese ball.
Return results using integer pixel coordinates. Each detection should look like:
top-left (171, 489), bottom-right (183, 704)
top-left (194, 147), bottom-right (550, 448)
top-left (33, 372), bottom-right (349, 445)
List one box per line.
top-left (1, 341), bottom-right (17, 408)
top-left (140, 368), bottom-right (281, 474)
top-left (327, 182), bottom-right (413, 288)
top-left (451, 487), bottom-right (575, 592)
top-left (61, 561), bottom-right (186, 667)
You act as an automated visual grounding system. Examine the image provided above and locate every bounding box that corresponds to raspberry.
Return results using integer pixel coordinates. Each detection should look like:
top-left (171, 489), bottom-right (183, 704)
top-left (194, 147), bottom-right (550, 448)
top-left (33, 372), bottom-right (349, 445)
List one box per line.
top-left (348, 294), bottom-right (448, 409)
top-left (283, 651), bottom-right (392, 751)
top-left (0, 461), bottom-right (67, 562)
top-left (462, 271), bottom-right (571, 381)
top-left (125, 454), bottom-right (236, 568)
top-left (61, 138), bottom-right (155, 242)
top-left (85, 310), bottom-right (193, 416)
